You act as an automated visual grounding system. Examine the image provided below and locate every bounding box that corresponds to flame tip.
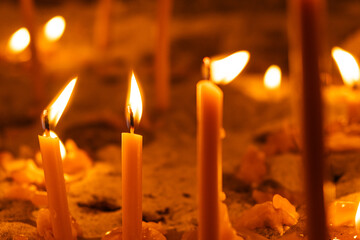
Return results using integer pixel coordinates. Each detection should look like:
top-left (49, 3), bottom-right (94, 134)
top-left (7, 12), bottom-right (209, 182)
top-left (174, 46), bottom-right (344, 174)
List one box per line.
top-left (46, 78), bottom-right (77, 127)
top-left (126, 72), bottom-right (143, 130)
top-left (44, 16), bottom-right (66, 42)
top-left (210, 50), bottom-right (250, 84)
top-left (332, 46), bottom-right (360, 86)
top-left (8, 27), bottom-right (30, 53)
top-left (264, 65), bottom-right (282, 89)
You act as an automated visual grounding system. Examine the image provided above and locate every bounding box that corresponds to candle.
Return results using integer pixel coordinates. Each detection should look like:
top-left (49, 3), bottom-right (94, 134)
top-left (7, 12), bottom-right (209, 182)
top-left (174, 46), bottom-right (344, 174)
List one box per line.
top-left (38, 78), bottom-right (77, 240)
top-left (155, 0), bottom-right (172, 111)
top-left (94, 0), bottom-right (112, 50)
top-left (197, 52), bottom-right (249, 240)
top-left (288, 0), bottom-right (328, 240)
top-left (332, 47), bottom-right (360, 88)
top-left (197, 78), bottom-right (222, 240)
top-left (356, 203), bottom-right (360, 233)
top-left (20, 0), bottom-right (37, 60)
top-left (122, 72), bottom-right (143, 240)
top-left (331, 47), bottom-right (360, 123)
top-left (20, 0), bottom-right (43, 106)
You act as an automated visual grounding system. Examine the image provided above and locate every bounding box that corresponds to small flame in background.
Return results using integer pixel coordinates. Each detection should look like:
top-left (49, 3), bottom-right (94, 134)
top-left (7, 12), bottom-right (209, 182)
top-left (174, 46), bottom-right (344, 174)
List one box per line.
top-left (8, 27), bottom-right (30, 53)
top-left (44, 16), bottom-right (66, 42)
top-left (332, 47), bottom-right (360, 87)
top-left (264, 65), bottom-right (282, 90)
top-left (126, 72), bottom-right (143, 128)
top-left (43, 130), bottom-right (66, 159)
top-left (356, 202), bottom-right (360, 233)
top-left (46, 77), bottom-right (77, 127)
top-left (210, 51), bottom-right (250, 85)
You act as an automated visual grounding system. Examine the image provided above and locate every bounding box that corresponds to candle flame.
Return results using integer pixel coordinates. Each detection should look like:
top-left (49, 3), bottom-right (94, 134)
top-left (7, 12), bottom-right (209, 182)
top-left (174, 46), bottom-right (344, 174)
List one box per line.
top-left (8, 27), bottom-right (30, 53)
top-left (356, 202), bottom-right (360, 233)
top-left (46, 77), bottom-right (77, 127)
top-left (126, 72), bottom-right (143, 131)
top-left (43, 130), bottom-right (66, 159)
top-left (210, 51), bottom-right (250, 85)
top-left (44, 16), bottom-right (66, 42)
top-left (264, 65), bottom-right (282, 89)
top-left (332, 47), bottom-right (360, 87)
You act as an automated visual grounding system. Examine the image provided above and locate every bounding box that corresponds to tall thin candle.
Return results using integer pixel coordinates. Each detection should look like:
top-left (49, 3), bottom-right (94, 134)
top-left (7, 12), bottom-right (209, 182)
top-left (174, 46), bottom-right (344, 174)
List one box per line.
top-left (197, 53), bottom-right (249, 240)
top-left (288, 0), bottom-right (328, 240)
top-left (38, 78), bottom-right (77, 240)
top-left (122, 72), bottom-right (143, 240)
top-left (20, 0), bottom-right (42, 106)
top-left (155, 0), bottom-right (172, 111)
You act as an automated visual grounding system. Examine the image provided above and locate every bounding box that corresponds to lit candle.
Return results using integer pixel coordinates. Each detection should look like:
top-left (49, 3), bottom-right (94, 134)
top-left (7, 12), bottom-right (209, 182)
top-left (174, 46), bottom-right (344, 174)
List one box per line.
top-left (197, 51), bottom-right (249, 240)
top-left (39, 16), bottom-right (66, 65)
top-left (331, 47), bottom-right (360, 123)
top-left (122, 72), bottom-right (143, 240)
top-left (20, 0), bottom-right (38, 61)
top-left (332, 47), bottom-right (360, 88)
top-left (288, 0), bottom-right (327, 240)
top-left (20, 0), bottom-right (43, 106)
top-left (356, 203), bottom-right (360, 233)
top-left (38, 78), bottom-right (77, 240)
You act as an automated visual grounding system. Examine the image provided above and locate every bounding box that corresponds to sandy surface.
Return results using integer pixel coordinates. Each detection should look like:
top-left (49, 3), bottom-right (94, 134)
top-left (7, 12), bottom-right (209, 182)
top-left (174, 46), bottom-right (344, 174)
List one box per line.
top-left (1, 0), bottom-right (360, 239)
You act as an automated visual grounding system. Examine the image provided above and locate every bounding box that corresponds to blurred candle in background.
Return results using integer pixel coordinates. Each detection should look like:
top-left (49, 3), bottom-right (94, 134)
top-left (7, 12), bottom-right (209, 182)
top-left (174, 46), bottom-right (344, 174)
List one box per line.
top-left (20, 0), bottom-right (43, 107)
top-left (155, 0), bottom-right (172, 111)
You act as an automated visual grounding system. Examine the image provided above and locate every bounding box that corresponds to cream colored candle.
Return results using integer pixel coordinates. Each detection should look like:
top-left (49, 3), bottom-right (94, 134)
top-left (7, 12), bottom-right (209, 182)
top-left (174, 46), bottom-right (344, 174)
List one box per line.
top-left (122, 132), bottom-right (142, 240)
top-left (197, 79), bottom-right (222, 240)
top-left (197, 52), bottom-right (249, 240)
top-left (122, 72), bottom-right (143, 240)
top-left (38, 135), bottom-right (73, 240)
top-left (38, 78), bottom-right (77, 240)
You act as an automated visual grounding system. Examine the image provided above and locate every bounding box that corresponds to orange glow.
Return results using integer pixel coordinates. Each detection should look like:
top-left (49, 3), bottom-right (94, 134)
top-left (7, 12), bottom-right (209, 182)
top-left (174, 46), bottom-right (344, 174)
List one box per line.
top-left (356, 202), bottom-right (360, 232)
top-left (8, 28), bottom-right (30, 53)
top-left (47, 77), bottom-right (77, 127)
top-left (264, 65), bottom-right (282, 89)
top-left (332, 47), bottom-right (360, 87)
top-left (43, 131), bottom-right (66, 159)
top-left (210, 51), bottom-right (250, 85)
top-left (126, 72), bottom-right (143, 127)
top-left (44, 16), bottom-right (66, 42)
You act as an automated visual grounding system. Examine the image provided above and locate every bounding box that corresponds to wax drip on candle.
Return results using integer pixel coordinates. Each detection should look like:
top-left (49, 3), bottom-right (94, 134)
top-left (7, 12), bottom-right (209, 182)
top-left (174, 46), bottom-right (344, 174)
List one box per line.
top-left (202, 57), bottom-right (211, 80)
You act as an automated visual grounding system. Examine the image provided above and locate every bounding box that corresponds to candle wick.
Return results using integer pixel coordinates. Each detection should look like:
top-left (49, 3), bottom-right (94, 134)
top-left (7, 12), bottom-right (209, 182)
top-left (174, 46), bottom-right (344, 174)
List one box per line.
top-left (202, 57), bottom-right (211, 81)
top-left (127, 105), bottom-right (135, 133)
top-left (353, 83), bottom-right (358, 90)
top-left (41, 109), bottom-right (51, 136)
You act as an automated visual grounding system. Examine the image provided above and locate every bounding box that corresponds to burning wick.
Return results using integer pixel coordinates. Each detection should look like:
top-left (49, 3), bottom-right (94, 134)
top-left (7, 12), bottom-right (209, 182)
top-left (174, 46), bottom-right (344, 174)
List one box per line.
top-left (202, 57), bottom-right (211, 80)
top-left (41, 110), bottom-right (50, 137)
top-left (127, 105), bottom-right (135, 134)
top-left (126, 72), bottom-right (142, 134)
